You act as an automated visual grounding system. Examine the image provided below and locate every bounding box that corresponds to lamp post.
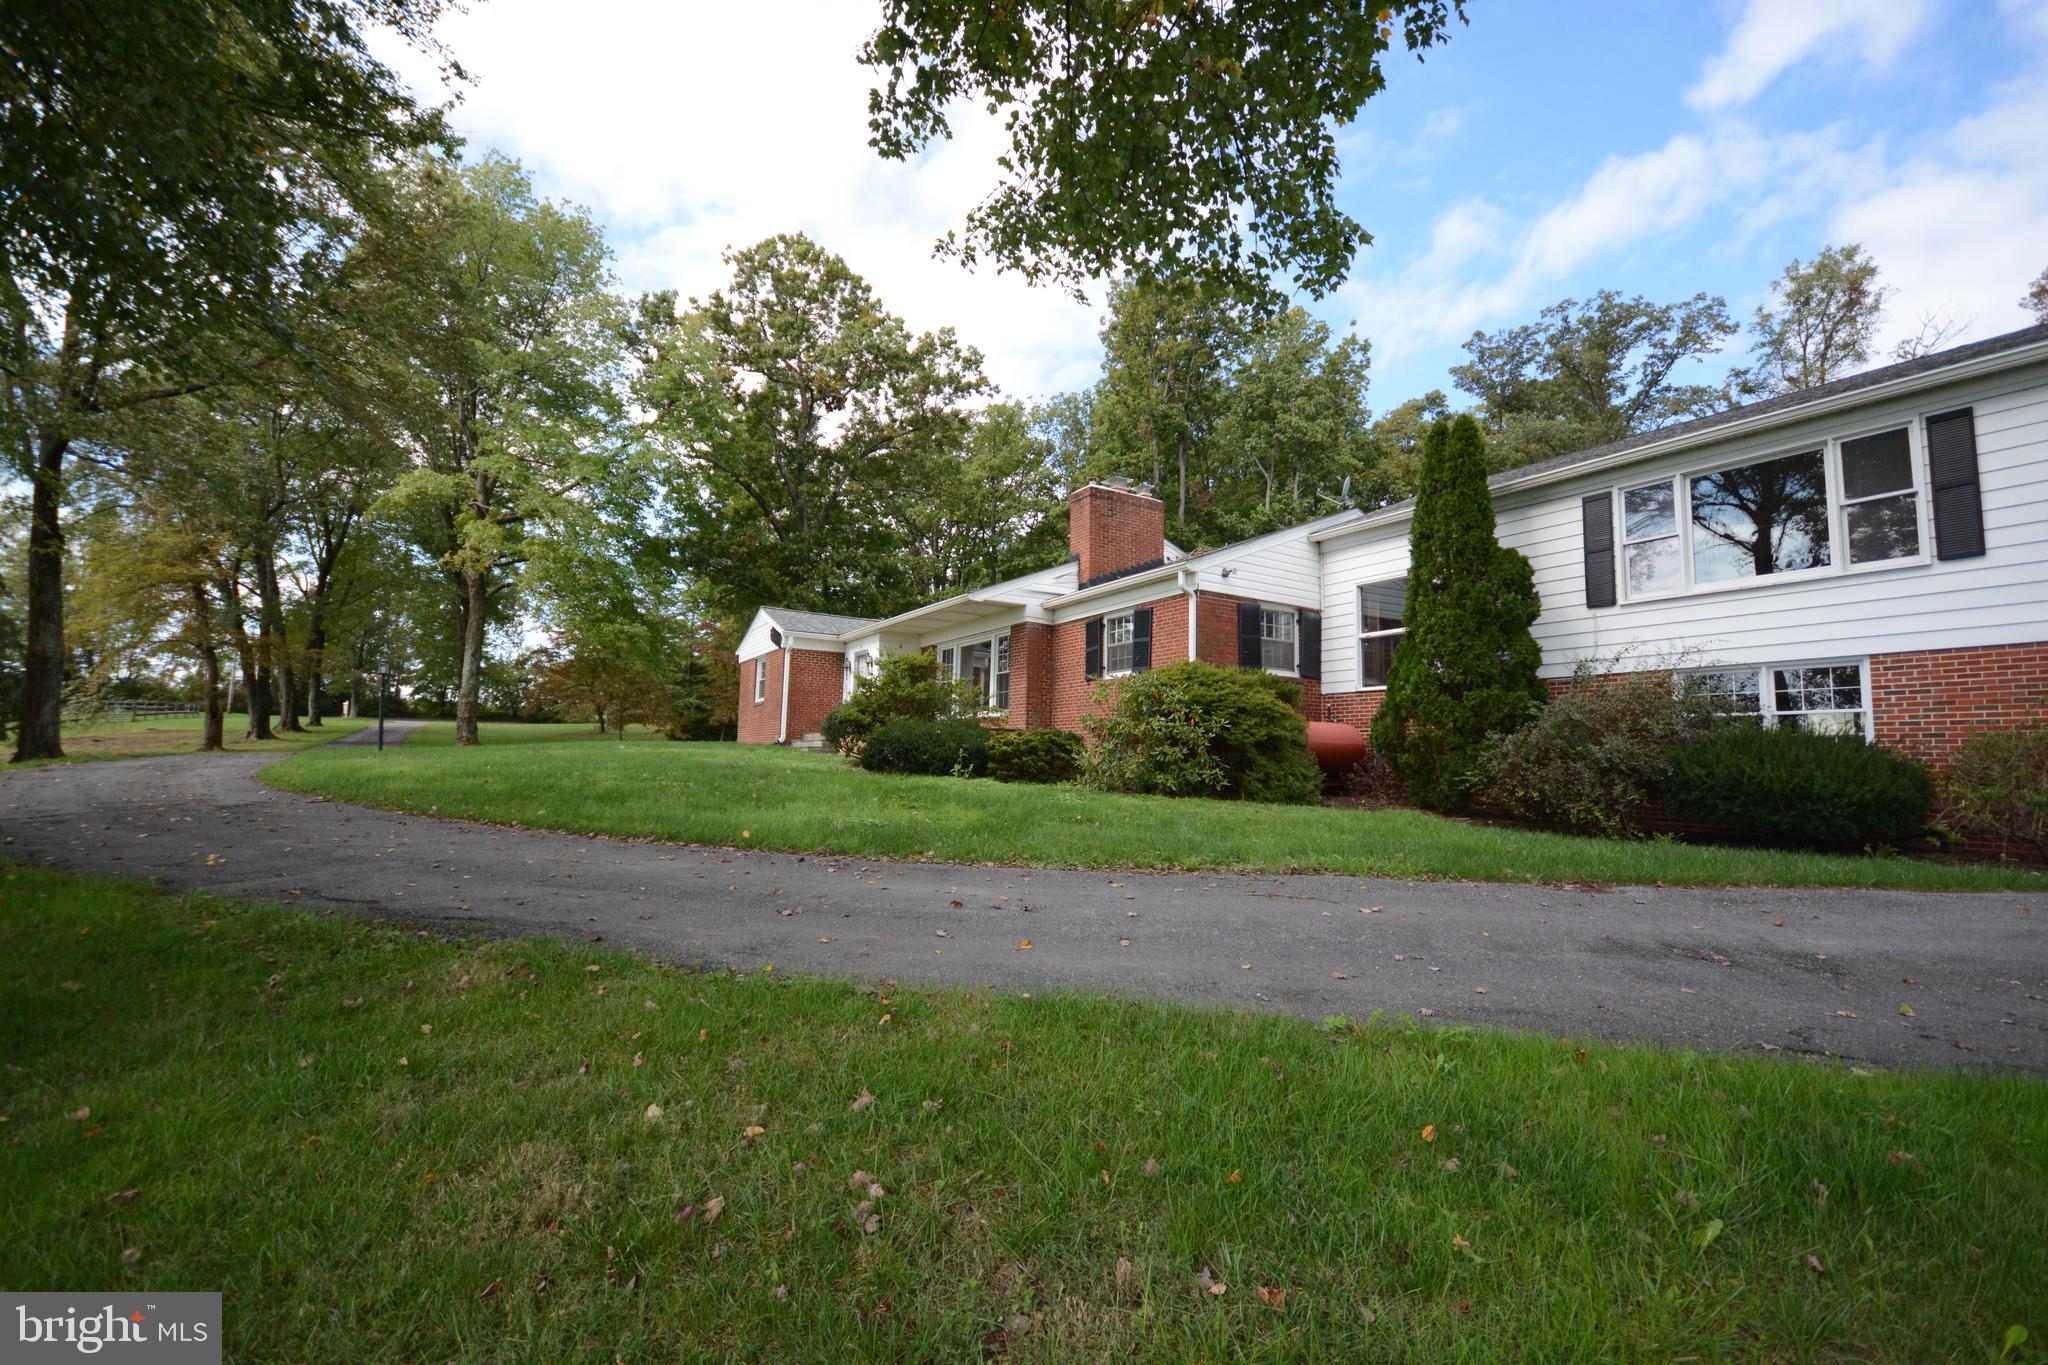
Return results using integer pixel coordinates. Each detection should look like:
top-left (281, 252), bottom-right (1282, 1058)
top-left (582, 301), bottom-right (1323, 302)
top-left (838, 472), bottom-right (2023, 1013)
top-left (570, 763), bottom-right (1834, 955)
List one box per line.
top-left (376, 669), bottom-right (391, 751)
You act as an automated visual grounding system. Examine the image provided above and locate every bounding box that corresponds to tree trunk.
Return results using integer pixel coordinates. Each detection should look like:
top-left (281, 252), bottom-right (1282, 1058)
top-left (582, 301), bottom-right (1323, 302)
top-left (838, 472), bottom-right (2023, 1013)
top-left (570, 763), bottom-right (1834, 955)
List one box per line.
top-left (301, 597), bottom-right (328, 727)
top-left (13, 426), bottom-right (69, 761)
top-left (223, 572), bottom-right (273, 741)
top-left (1176, 430), bottom-right (1189, 527)
top-left (455, 569), bottom-right (487, 745)
top-left (188, 581), bottom-right (224, 752)
top-left (258, 554), bottom-right (303, 733)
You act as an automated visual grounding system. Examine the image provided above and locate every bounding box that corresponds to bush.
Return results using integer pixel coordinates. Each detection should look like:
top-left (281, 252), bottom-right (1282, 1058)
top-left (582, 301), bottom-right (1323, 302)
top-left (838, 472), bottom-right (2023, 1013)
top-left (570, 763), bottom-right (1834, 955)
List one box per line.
top-left (1083, 660), bottom-right (1321, 805)
top-left (1472, 664), bottom-right (1719, 837)
top-left (821, 652), bottom-right (977, 755)
top-left (1935, 722), bottom-right (2048, 860)
top-left (1662, 726), bottom-right (1932, 848)
top-left (986, 728), bottom-right (1083, 784)
top-left (1370, 415), bottom-right (1545, 813)
top-left (857, 716), bottom-right (991, 778)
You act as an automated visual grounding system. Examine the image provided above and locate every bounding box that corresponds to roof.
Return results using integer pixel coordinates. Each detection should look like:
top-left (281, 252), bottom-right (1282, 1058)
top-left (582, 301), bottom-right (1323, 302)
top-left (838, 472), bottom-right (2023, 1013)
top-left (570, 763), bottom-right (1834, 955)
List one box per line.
top-left (760, 607), bottom-right (880, 637)
top-left (1314, 321), bottom-right (2048, 542)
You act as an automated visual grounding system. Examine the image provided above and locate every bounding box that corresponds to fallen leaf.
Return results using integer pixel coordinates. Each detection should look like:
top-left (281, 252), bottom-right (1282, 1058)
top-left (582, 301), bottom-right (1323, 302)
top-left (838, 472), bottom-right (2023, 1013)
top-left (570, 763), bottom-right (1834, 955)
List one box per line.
top-left (1806, 1252), bottom-right (1826, 1276)
top-left (1226, 1169), bottom-right (1243, 1185)
top-left (120, 1248), bottom-right (142, 1265)
top-left (1812, 1179), bottom-right (1828, 1207)
top-left (107, 1188), bottom-right (140, 1206)
top-left (862, 1213), bottom-right (881, 1235)
top-left (1114, 1257), bottom-right (1134, 1292)
top-left (1832, 1011), bottom-right (1858, 1019)
top-left (1695, 1218), bottom-right (1724, 1250)
top-left (1421, 1124), bottom-right (1437, 1143)
top-left (1496, 1162), bottom-right (1519, 1179)
top-left (743, 1125), bottom-right (765, 1139)
top-left (476, 1278), bottom-right (503, 1300)
top-left (644, 1104), bottom-right (664, 1123)
top-left (1017, 940), bottom-right (1033, 951)
top-left (633, 1052), bottom-right (645, 1067)
top-left (1331, 971), bottom-right (1348, 980)
top-left (1452, 1233), bottom-right (1472, 1254)
top-left (702, 1195), bottom-right (726, 1225)
top-left (772, 1285), bottom-right (788, 1301)
top-left (1441, 1158), bottom-right (1461, 1173)
top-left (1257, 1286), bottom-right (1286, 1308)
top-left (1418, 1007), bottom-right (1436, 1018)
top-left (1899, 1004), bottom-right (1916, 1016)
top-left (1196, 1267), bottom-right (1227, 1297)
top-left (851, 1088), bottom-right (875, 1113)
top-left (67, 1106), bottom-right (90, 1122)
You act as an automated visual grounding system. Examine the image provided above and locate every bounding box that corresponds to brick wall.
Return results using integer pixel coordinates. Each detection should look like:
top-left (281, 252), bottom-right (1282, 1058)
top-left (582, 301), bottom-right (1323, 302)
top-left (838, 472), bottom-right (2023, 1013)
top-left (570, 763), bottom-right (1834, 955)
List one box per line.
top-left (1005, 622), bottom-right (1056, 730)
top-left (1870, 641), bottom-right (2048, 767)
top-left (1070, 483), bottom-right (1166, 586)
top-left (1046, 593), bottom-right (1190, 730)
top-left (735, 648), bottom-right (844, 744)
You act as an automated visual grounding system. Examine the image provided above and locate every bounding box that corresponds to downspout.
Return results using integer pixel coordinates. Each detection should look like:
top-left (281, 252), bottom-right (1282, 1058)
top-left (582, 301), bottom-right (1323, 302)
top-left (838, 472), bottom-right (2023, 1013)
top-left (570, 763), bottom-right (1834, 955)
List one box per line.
top-left (778, 646), bottom-right (792, 744)
top-left (1179, 565), bottom-right (1200, 662)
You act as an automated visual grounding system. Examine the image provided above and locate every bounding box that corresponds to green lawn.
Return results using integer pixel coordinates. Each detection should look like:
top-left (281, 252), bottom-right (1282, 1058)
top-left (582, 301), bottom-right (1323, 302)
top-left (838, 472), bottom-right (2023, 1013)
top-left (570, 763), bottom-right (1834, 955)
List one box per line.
top-left (0, 866), bottom-right (2038, 1360)
top-left (263, 723), bottom-right (2044, 891)
top-left (5, 712), bottom-right (370, 767)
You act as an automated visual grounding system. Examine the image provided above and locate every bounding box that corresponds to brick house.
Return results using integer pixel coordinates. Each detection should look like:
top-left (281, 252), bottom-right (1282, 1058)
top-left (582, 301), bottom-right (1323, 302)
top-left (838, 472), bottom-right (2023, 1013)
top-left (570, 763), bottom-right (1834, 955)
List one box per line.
top-left (738, 324), bottom-right (2048, 768)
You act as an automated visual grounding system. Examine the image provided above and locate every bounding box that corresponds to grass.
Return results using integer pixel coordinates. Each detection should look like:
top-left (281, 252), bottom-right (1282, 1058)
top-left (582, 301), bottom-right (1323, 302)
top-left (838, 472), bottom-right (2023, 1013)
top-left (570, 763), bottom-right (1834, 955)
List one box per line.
top-left (1, 864), bottom-right (2041, 1360)
top-left (262, 723), bottom-right (2045, 891)
top-left (4, 712), bottom-right (371, 767)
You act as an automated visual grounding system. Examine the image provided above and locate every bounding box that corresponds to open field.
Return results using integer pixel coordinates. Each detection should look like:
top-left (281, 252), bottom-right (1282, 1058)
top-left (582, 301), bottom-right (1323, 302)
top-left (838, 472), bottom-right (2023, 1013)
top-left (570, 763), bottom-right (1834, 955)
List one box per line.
top-left (263, 723), bottom-right (2046, 891)
top-left (6, 712), bottom-right (371, 767)
top-left (1, 864), bottom-right (2040, 1359)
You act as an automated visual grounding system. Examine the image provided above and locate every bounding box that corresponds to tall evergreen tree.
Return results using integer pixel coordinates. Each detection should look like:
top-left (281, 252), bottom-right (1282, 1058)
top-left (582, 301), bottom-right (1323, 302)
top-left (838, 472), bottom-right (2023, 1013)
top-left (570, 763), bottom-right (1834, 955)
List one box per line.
top-left (1369, 415), bottom-right (1543, 812)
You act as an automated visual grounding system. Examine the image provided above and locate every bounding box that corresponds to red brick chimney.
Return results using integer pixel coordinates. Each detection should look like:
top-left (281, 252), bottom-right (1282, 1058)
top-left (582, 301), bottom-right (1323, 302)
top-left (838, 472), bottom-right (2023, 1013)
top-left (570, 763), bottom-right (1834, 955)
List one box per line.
top-left (1070, 479), bottom-right (1166, 586)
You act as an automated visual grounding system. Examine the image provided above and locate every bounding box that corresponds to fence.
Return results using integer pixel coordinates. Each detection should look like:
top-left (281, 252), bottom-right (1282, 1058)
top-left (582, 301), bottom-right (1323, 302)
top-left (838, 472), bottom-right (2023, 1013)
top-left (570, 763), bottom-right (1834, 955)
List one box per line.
top-left (102, 700), bottom-right (206, 720)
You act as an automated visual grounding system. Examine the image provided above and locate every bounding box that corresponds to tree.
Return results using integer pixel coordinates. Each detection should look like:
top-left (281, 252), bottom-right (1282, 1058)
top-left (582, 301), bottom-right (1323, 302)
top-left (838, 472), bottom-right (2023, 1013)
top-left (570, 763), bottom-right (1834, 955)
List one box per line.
top-left (1366, 389), bottom-right (1452, 499)
top-left (881, 403), bottom-right (1072, 601)
top-left (363, 155), bottom-right (626, 746)
top-left (639, 234), bottom-right (989, 620)
top-left (1737, 244), bottom-right (1888, 396)
top-left (1451, 291), bottom-right (1736, 472)
top-left (1369, 415), bottom-right (1544, 812)
top-left (1213, 308), bottom-right (1385, 524)
top-left (2022, 267), bottom-right (2048, 326)
top-left (860, 1), bottom-right (1467, 301)
top-left (1, 0), bottom-right (455, 761)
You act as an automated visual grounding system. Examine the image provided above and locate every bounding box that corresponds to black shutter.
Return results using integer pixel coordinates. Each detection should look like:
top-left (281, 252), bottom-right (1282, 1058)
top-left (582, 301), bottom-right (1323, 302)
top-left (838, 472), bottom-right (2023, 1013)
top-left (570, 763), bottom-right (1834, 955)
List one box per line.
top-left (1131, 607), bottom-right (1153, 673)
top-left (1084, 618), bottom-right (1103, 680)
top-left (1926, 408), bottom-right (1986, 560)
top-left (1581, 492), bottom-right (1617, 608)
top-left (1236, 601), bottom-right (1262, 667)
top-left (1298, 610), bottom-right (1321, 680)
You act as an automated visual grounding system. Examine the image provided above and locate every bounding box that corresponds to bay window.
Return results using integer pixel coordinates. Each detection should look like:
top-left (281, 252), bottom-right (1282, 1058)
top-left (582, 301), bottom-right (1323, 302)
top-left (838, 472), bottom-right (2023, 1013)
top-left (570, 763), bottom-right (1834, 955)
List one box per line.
top-left (1617, 423), bottom-right (1925, 600)
top-left (1356, 578), bottom-right (1407, 688)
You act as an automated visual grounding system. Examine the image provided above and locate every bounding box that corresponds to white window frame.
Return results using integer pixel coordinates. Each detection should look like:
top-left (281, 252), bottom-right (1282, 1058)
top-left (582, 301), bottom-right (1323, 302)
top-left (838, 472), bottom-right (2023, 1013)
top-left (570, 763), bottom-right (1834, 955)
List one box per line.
top-left (1101, 611), bottom-right (1136, 678)
top-left (1258, 605), bottom-right (1299, 675)
top-left (1614, 418), bottom-right (1931, 604)
top-left (1686, 657), bottom-right (1874, 741)
top-left (753, 656), bottom-right (767, 703)
top-left (935, 629), bottom-right (1012, 712)
top-left (1356, 578), bottom-right (1408, 692)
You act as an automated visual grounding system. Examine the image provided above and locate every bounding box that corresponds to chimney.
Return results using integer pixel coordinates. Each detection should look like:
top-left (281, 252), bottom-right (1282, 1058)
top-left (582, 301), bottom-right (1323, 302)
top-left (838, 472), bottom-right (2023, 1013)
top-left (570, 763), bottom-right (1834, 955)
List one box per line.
top-left (1069, 478), bottom-right (1166, 587)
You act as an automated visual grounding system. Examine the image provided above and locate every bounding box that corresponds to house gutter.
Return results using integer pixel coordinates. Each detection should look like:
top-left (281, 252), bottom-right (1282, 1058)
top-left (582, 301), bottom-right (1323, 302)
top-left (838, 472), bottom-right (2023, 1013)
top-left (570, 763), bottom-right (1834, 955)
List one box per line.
top-left (1178, 565), bottom-right (1200, 661)
top-left (778, 645), bottom-right (791, 744)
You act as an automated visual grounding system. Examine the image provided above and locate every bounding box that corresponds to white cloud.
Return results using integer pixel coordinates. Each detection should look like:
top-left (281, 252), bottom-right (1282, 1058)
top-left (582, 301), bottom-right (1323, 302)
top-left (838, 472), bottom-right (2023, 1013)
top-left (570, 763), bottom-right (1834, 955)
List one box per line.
top-left (1686, 0), bottom-right (1932, 112)
top-left (374, 0), bottom-right (1103, 401)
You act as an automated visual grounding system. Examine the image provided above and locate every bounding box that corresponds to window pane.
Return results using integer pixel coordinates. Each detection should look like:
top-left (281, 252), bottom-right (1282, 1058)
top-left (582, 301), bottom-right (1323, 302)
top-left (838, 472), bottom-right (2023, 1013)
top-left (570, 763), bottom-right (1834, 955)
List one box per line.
top-left (1841, 428), bottom-right (1913, 500)
top-left (994, 637), bottom-right (1010, 711)
top-left (1624, 482), bottom-right (1676, 540)
top-left (1780, 710), bottom-right (1866, 739)
top-left (1624, 537), bottom-right (1681, 595)
top-left (1104, 615), bottom-right (1133, 674)
top-left (1846, 492), bottom-right (1919, 564)
top-left (1359, 579), bottom-right (1406, 634)
top-left (1690, 449), bottom-right (1832, 583)
top-left (960, 641), bottom-right (991, 701)
top-left (1360, 632), bottom-right (1402, 688)
top-left (1694, 668), bottom-right (1762, 715)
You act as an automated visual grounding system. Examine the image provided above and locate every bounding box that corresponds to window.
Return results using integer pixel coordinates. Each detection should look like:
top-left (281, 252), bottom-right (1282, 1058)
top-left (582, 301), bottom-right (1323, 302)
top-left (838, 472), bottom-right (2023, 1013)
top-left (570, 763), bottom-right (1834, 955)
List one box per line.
top-left (1840, 428), bottom-right (1920, 564)
top-left (1103, 613), bottom-right (1135, 676)
top-left (1616, 423), bottom-right (1924, 600)
top-left (936, 630), bottom-right (1013, 710)
top-left (1259, 607), bottom-right (1297, 672)
top-left (1689, 660), bottom-right (1869, 740)
top-left (753, 657), bottom-right (767, 703)
top-left (1356, 578), bottom-right (1407, 688)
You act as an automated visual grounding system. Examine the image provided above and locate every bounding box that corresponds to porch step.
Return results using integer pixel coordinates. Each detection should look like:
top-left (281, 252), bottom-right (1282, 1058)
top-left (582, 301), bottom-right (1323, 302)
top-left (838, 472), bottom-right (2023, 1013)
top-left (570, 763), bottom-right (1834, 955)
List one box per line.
top-left (789, 732), bottom-right (833, 754)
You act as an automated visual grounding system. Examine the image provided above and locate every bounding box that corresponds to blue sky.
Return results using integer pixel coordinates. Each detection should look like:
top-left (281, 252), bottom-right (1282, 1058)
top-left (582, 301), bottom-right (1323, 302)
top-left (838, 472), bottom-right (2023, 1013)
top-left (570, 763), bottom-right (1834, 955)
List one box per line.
top-left (381, 0), bottom-right (2048, 413)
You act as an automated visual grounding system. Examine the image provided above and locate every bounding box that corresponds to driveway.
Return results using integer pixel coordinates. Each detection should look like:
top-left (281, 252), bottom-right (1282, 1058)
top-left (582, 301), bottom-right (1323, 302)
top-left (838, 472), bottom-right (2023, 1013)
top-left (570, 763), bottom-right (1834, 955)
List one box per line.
top-left (2, 745), bottom-right (2042, 1073)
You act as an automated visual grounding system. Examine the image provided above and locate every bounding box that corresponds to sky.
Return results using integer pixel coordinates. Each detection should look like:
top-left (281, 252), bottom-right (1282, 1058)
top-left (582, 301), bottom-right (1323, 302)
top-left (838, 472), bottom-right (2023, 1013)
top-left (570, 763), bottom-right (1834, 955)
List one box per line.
top-left (375, 0), bottom-right (2048, 413)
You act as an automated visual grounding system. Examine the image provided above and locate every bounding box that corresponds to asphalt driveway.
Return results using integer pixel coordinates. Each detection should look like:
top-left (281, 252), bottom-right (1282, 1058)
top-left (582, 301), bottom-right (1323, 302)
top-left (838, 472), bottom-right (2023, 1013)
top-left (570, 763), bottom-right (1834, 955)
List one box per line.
top-left (2, 744), bottom-right (2042, 1073)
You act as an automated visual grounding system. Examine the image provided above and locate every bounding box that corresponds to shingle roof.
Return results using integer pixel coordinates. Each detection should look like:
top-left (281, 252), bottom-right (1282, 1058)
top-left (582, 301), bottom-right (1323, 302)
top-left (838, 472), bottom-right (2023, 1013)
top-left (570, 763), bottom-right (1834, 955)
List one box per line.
top-left (761, 607), bottom-right (880, 637)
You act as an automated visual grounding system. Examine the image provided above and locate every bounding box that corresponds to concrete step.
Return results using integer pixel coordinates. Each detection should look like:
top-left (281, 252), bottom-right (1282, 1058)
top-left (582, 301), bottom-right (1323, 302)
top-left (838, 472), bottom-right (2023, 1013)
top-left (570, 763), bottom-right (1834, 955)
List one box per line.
top-left (788, 732), bottom-right (833, 754)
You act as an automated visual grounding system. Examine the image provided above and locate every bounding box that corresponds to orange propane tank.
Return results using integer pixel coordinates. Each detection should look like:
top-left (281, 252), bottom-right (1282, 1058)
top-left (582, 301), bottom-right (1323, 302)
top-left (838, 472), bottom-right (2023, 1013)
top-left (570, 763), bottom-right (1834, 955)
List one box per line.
top-left (1305, 721), bottom-right (1368, 778)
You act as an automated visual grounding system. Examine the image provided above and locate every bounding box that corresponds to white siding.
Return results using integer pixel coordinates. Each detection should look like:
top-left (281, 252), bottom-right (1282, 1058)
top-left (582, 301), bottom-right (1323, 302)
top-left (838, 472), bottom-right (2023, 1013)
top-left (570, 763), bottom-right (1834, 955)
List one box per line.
top-left (1192, 523), bottom-right (1326, 608)
top-left (736, 609), bottom-right (779, 662)
top-left (1319, 362), bottom-right (2048, 688)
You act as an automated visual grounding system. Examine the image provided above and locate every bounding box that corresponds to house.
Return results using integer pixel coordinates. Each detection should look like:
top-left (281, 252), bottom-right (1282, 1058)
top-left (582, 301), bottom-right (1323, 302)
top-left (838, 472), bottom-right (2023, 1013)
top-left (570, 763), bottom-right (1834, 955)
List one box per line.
top-left (738, 324), bottom-right (2048, 765)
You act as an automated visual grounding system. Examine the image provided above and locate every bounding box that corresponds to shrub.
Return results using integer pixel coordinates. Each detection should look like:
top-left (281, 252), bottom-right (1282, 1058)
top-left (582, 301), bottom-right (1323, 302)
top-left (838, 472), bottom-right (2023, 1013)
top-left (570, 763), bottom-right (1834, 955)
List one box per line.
top-left (986, 728), bottom-right (1083, 784)
top-left (1662, 726), bottom-right (1932, 848)
top-left (1370, 415), bottom-right (1545, 813)
top-left (857, 716), bottom-right (990, 778)
top-left (1472, 664), bottom-right (1719, 837)
top-left (1083, 660), bottom-right (1320, 805)
top-left (1935, 722), bottom-right (2048, 860)
top-left (821, 652), bottom-right (977, 755)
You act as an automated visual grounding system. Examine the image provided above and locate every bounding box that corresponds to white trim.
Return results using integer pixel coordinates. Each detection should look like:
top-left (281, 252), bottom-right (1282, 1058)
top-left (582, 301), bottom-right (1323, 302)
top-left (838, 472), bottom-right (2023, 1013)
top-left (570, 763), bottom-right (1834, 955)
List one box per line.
top-left (778, 647), bottom-right (791, 743)
top-left (1101, 610), bottom-right (1137, 678)
top-left (1355, 577), bottom-right (1408, 690)
top-left (934, 628), bottom-right (1012, 713)
top-left (1257, 603), bottom-right (1300, 676)
top-left (753, 656), bottom-right (767, 704)
top-left (1686, 656), bottom-right (1874, 741)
